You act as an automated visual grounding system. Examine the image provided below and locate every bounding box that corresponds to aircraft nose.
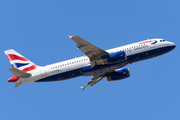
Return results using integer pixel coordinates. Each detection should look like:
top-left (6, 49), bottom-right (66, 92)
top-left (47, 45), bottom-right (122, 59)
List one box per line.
top-left (170, 42), bottom-right (176, 49)
top-left (167, 42), bottom-right (176, 51)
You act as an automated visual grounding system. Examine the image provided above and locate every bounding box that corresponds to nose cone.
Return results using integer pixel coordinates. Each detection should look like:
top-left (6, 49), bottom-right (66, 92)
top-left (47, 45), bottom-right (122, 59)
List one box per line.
top-left (8, 76), bottom-right (19, 82)
top-left (167, 42), bottom-right (176, 51)
top-left (172, 42), bottom-right (176, 49)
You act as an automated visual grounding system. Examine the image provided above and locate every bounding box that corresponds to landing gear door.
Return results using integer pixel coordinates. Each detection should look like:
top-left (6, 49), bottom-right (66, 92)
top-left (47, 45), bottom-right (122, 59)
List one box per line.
top-left (40, 68), bottom-right (47, 77)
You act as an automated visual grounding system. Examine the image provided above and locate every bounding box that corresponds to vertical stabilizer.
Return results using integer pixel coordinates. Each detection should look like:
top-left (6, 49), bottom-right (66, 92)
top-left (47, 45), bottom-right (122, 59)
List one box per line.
top-left (4, 49), bottom-right (38, 72)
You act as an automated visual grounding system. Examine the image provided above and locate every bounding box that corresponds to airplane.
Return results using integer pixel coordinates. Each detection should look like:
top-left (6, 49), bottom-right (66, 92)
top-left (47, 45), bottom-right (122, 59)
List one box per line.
top-left (5, 36), bottom-right (176, 90)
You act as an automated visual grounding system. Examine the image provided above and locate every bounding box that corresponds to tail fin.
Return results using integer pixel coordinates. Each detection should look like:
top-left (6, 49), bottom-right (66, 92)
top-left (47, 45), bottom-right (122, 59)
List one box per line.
top-left (4, 49), bottom-right (38, 72)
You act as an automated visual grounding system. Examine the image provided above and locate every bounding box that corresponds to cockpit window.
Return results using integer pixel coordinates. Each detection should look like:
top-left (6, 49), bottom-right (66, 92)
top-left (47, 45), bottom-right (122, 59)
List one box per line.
top-left (160, 40), bottom-right (166, 42)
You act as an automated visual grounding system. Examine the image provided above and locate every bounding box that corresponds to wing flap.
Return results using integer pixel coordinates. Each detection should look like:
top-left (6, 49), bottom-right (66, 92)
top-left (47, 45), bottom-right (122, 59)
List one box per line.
top-left (80, 73), bottom-right (106, 91)
top-left (90, 77), bottom-right (105, 87)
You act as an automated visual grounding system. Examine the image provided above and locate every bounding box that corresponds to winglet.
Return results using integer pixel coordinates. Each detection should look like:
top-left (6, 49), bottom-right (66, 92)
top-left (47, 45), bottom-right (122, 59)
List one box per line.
top-left (68, 35), bottom-right (73, 39)
top-left (80, 86), bottom-right (84, 91)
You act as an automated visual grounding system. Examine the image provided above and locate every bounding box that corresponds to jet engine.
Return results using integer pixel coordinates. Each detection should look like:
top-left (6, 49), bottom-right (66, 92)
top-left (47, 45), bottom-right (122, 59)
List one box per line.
top-left (107, 68), bottom-right (130, 81)
top-left (103, 51), bottom-right (127, 64)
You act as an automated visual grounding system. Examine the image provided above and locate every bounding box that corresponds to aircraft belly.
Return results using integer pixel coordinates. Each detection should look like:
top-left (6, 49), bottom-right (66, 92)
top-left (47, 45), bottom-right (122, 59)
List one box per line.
top-left (35, 68), bottom-right (82, 82)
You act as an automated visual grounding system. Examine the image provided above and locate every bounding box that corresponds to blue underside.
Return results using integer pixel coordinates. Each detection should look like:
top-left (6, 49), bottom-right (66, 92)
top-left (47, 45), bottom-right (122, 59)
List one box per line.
top-left (36, 46), bottom-right (174, 82)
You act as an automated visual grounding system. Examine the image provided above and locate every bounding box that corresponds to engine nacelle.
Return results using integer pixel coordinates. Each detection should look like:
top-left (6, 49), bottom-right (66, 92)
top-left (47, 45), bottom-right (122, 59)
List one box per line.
top-left (103, 51), bottom-right (127, 64)
top-left (107, 68), bottom-right (130, 81)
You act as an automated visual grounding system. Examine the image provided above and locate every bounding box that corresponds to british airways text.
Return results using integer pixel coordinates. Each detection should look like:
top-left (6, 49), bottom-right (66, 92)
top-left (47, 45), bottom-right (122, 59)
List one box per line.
top-left (126, 44), bottom-right (149, 53)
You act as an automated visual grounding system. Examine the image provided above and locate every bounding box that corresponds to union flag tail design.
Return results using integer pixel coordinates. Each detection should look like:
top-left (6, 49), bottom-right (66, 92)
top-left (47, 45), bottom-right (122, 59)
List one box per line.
top-left (4, 49), bottom-right (37, 72)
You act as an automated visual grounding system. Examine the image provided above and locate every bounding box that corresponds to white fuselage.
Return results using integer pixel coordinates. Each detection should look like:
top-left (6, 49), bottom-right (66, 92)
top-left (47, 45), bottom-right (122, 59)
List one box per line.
top-left (17, 38), bottom-right (175, 83)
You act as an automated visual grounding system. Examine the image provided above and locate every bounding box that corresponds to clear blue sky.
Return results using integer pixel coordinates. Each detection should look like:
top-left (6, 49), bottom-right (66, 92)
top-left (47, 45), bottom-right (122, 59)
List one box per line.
top-left (0, 0), bottom-right (180, 120)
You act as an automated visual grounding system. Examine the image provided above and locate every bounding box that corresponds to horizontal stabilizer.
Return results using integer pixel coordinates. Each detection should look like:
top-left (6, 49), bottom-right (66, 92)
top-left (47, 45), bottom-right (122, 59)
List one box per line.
top-left (9, 68), bottom-right (31, 78)
top-left (15, 82), bottom-right (23, 87)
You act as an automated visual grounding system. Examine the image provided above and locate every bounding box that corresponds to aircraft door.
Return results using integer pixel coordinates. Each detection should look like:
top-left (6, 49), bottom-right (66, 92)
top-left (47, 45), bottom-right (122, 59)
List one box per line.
top-left (40, 68), bottom-right (47, 77)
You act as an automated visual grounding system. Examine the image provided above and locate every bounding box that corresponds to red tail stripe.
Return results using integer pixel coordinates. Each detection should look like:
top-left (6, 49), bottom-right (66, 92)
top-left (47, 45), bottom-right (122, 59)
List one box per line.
top-left (22, 65), bottom-right (37, 72)
top-left (6, 54), bottom-right (28, 61)
top-left (138, 40), bottom-right (154, 44)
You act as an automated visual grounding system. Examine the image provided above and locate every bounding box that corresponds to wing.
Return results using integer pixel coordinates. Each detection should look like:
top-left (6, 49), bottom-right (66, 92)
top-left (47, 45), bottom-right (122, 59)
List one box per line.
top-left (80, 73), bottom-right (106, 91)
top-left (69, 35), bottom-right (109, 68)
